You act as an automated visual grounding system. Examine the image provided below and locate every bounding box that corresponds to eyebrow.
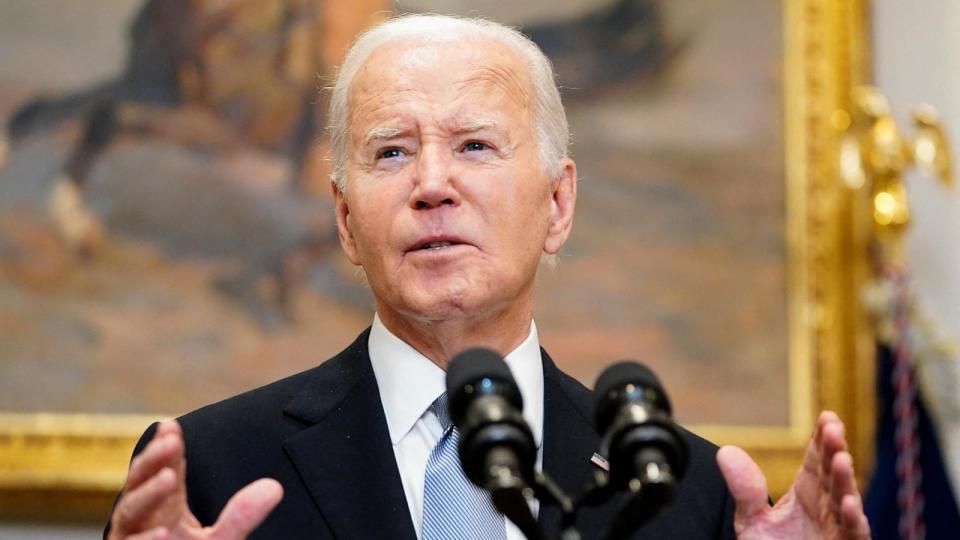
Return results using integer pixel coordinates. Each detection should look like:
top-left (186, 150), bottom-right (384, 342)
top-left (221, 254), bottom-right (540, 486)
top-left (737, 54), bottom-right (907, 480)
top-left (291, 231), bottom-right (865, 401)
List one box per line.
top-left (454, 119), bottom-right (498, 132)
top-left (362, 119), bottom-right (501, 146)
top-left (364, 126), bottom-right (405, 146)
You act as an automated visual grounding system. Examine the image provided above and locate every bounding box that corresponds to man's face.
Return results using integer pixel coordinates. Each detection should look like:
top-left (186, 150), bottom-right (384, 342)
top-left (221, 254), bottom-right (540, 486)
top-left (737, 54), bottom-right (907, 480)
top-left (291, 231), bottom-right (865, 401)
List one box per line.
top-left (334, 37), bottom-right (575, 326)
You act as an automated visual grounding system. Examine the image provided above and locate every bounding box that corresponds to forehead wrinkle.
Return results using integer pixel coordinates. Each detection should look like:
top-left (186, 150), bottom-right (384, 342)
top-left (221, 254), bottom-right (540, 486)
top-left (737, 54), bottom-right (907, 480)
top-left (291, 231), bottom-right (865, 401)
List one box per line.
top-left (348, 95), bottom-right (421, 152)
top-left (349, 91), bottom-right (399, 130)
top-left (347, 78), bottom-right (420, 134)
top-left (458, 63), bottom-right (532, 110)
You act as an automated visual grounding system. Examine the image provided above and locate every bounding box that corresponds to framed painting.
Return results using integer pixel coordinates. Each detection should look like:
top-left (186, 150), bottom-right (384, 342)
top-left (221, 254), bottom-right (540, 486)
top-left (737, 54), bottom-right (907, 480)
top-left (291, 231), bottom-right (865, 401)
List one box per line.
top-left (0, 0), bottom-right (874, 520)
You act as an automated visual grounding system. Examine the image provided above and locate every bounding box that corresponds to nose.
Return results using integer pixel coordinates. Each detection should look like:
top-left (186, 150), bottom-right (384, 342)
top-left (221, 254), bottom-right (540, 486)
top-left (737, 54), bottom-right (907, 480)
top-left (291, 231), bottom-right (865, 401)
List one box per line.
top-left (410, 143), bottom-right (460, 210)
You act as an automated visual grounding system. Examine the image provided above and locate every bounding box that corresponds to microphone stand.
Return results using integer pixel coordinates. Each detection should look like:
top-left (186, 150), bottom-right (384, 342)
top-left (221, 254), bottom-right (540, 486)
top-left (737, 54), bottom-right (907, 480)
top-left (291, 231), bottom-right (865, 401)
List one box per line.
top-left (532, 471), bottom-right (579, 540)
top-left (513, 455), bottom-right (678, 540)
top-left (484, 447), bottom-right (544, 540)
top-left (484, 450), bottom-right (582, 540)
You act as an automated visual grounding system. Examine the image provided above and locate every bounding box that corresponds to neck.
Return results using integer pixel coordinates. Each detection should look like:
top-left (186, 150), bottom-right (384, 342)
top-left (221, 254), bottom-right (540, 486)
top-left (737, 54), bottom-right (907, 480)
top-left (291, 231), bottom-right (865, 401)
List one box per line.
top-left (376, 300), bottom-right (534, 370)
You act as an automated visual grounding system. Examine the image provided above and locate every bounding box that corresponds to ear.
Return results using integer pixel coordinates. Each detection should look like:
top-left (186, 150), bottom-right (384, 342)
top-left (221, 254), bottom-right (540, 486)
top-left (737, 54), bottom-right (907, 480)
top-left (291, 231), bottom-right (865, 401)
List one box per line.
top-left (332, 181), bottom-right (362, 266)
top-left (543, 157), bottom-right (577, 255)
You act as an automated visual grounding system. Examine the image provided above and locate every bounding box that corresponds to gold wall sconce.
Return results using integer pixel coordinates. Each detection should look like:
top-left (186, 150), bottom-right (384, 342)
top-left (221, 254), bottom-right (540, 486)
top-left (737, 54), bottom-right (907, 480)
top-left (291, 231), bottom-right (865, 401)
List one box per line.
top-left (838, 85), bottom-right (954, 263)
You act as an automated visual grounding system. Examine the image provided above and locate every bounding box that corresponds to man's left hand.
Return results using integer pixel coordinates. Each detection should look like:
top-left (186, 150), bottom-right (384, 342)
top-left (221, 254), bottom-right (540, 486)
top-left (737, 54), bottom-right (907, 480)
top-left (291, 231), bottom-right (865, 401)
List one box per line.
top-left (717, 411), bottom-right (871, 539)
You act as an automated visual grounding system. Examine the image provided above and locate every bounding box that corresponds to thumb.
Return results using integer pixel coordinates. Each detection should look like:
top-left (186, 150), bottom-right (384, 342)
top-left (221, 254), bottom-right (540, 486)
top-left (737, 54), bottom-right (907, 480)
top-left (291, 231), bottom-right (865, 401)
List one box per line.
top-left (210, 478), bottom-right (284, 539)
top-left (717, 445), bottom-right (769, 523)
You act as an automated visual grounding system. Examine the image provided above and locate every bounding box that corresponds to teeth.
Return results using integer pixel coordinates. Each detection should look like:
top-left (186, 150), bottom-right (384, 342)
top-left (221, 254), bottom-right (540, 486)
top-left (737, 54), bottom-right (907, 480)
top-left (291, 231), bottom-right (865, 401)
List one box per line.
top-left (422, 241), bottom-right (454, 249)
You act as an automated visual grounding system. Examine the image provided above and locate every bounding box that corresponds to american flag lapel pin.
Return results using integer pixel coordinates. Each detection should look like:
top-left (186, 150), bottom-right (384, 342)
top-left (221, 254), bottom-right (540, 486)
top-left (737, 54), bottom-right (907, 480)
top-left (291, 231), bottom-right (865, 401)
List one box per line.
top-left (590, 452), bottom-right (610, 471)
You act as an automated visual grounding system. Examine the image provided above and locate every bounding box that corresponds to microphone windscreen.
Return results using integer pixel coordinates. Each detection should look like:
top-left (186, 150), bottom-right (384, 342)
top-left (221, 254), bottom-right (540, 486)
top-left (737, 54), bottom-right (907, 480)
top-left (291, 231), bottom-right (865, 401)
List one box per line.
top-left (446, 347), bottom-right (522, 424)
top-left (594, 361), bottom-right (664, 399)
top-left (594, 361), bottom-right (671, 431)
top-left (446, 347), bottom-right (514, 394)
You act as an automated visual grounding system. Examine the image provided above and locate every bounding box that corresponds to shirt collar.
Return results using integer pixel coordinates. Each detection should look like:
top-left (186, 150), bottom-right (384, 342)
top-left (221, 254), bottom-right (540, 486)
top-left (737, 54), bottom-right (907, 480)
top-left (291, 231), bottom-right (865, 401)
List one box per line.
top-left (368, 313), bottom-right (544, 448)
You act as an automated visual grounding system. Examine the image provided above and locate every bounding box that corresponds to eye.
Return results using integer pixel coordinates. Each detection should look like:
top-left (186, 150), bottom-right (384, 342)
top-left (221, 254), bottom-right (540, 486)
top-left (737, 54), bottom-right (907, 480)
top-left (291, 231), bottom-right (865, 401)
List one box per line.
top-left (377, 147), bottom-right (405, 160)
top-left (462, 141), bottom-right (489, 152)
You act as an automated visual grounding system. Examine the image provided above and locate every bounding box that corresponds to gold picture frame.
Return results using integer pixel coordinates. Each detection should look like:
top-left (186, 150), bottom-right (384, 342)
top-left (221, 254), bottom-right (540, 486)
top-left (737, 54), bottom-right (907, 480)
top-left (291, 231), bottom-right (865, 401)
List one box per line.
top-left (0, 0), bottom-right (874, 521)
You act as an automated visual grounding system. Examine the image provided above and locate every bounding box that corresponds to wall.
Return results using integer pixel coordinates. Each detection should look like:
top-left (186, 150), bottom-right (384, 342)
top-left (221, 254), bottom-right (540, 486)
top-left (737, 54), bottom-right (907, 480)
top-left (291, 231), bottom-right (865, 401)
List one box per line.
top-left (874, 0), bottom-right (960, 341)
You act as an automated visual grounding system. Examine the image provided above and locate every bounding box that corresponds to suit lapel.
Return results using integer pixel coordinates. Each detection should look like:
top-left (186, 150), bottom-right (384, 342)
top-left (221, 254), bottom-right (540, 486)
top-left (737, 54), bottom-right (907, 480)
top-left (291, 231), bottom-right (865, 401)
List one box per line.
top-left (538, 349), bottom-right (607, 538)
top-left (281, 332), bottom-right (417, 540)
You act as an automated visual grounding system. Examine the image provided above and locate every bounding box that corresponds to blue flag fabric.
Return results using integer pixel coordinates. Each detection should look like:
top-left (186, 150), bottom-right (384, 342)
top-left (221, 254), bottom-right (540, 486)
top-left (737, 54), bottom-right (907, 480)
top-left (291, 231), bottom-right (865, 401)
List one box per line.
top-left (864, 345), bottom-right (960, 539)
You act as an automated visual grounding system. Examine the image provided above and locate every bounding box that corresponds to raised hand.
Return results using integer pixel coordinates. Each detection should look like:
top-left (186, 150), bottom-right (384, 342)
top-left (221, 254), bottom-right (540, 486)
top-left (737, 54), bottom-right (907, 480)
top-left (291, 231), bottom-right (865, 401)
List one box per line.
top-left (108, 420), bottom-right (283, 540)
top-left (717, 411), bottom-right (871, 539)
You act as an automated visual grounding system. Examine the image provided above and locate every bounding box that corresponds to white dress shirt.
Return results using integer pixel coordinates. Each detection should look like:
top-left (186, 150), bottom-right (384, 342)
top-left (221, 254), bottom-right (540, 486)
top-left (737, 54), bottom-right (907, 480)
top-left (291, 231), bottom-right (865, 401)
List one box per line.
top-left (368, 313), bottom-right (545, 540)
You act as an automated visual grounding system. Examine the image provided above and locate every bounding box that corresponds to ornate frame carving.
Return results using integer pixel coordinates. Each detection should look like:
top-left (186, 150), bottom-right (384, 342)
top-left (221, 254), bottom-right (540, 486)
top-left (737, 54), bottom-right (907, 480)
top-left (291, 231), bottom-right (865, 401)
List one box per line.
top-left (696, 0), bottom-right (874, 495)
top-left (0, 0), bottom-right (873, 520)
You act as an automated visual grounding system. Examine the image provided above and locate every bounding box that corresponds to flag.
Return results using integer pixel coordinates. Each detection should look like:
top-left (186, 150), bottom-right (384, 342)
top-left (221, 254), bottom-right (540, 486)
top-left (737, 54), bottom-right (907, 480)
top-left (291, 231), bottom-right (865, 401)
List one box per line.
top-left (864, 273), bottom-right (960, 539)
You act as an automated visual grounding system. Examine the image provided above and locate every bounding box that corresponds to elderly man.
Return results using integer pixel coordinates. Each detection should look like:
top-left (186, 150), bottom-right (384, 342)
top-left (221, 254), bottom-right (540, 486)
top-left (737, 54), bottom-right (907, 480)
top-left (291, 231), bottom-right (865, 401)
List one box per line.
top-left (106, 14), bottom-right (870, 540)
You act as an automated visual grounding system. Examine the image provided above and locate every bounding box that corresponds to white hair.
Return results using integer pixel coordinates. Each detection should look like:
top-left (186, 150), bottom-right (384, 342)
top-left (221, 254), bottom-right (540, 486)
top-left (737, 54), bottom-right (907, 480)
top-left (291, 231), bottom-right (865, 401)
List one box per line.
top-left (328, 14), bottom-right (570, 190)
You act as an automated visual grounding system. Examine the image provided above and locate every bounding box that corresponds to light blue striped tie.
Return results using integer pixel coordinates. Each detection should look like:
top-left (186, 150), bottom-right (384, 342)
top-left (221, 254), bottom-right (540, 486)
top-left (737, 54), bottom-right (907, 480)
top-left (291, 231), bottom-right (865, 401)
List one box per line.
top-left (421, 393), bottom-right (508, 540)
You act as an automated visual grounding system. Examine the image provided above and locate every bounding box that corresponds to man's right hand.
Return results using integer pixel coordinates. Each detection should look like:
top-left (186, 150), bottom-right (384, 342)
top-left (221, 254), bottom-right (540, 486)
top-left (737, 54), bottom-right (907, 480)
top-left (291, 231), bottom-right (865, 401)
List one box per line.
top-left (108, 420), bottom-right (283, 540)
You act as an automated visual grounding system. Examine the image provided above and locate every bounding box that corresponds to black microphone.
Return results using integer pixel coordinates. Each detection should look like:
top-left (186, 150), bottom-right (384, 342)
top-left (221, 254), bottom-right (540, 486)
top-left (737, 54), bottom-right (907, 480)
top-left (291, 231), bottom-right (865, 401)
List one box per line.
top-left (446, 347), bottom-right (541, 539)
top-left (594, 362), bottom-right (689, 536)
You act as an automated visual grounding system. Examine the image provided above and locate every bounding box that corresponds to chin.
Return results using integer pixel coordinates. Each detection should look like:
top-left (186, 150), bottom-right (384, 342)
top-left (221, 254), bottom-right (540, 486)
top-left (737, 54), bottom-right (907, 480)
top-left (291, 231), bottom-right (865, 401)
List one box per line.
top-left (407, 295), bottom-right (474, 321)
top-left (399, 286), bottom-right (492, 323)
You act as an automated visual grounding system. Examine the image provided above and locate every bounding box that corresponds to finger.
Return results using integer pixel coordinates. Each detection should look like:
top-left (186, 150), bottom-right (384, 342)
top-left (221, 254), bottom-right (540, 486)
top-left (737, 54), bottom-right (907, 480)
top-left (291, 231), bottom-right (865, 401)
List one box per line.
top-left (112, 468), bottom-right (178, 534)
top-left (792, 431), bottom-right (826, 515)
top-left (818, 415), bottom-right (847, 488)
top-left (802, 411), bottom-right (839, 480)
top-left (124, 526), bottom-right (170, 540)
top-left (830, 451), bottom-right (857, 515)
top-left (814, 410), bottom-right (841, 446)
top-left (154, 419), bottom-right (183, 438)
top-left (155, 420), bottom-right (188, 479)
top-left (211, 478), bottom-right (284, 539)
top-left (126, 434), bottom-right (181, 491)
top-left (795, 412), bottom-right (848, 513)
top-left (126, 422), bottom-right (184, 491)
top-left (716, 446), bottom-right (769, 523)
top-left (840, 493), bottom-right (871, 539)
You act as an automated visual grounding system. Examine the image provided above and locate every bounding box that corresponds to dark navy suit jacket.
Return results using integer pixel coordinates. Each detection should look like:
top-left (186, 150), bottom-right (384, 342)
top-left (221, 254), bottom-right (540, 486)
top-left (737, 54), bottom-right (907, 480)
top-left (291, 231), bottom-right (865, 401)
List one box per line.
top-left (110, 329), bottom-right (735, 539)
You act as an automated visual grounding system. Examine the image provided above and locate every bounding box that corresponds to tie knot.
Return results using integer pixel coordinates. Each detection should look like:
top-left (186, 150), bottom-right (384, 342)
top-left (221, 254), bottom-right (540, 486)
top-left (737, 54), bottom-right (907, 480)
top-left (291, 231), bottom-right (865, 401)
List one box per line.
top-left (429, 393), bottom-right (453, 431)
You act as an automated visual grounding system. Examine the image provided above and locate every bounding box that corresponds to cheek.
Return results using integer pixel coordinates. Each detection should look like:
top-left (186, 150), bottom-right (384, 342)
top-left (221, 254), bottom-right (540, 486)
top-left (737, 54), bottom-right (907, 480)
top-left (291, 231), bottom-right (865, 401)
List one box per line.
top-left (490, 185), bottom-right (552, 260)
top-left (512, 178), bottom-right (553, 230)
top-left (345, 190), bottom-right (392, 256)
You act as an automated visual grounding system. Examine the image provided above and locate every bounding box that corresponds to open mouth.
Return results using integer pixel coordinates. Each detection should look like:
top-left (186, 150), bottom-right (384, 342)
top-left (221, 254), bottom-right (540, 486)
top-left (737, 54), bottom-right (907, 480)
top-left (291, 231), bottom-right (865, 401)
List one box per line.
top-left (417, 240), bottom-right (458, 250)
top-left (407, 236), bottom-right (469, 253)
